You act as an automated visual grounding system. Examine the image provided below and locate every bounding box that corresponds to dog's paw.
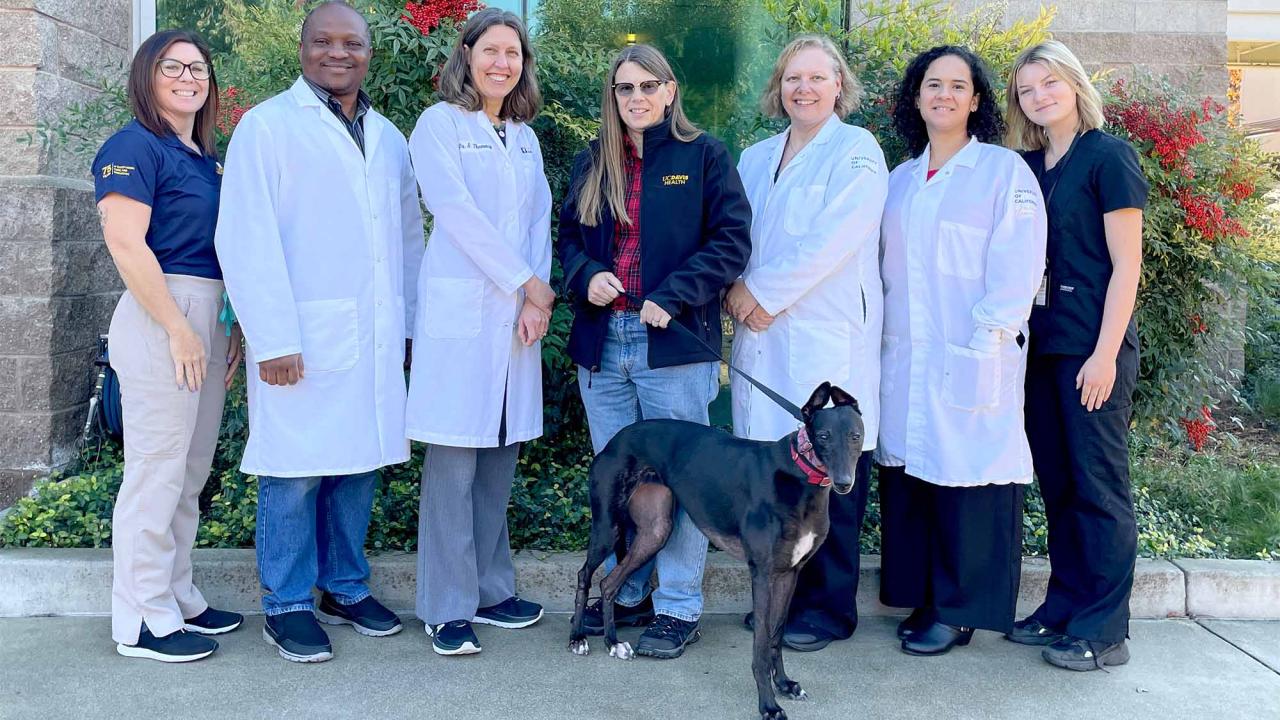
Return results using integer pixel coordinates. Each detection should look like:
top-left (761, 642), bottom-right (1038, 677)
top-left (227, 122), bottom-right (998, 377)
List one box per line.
top-left (777, 681), bottom-right (808, 701)
top-left (760, 708), bottom-right (788, 720)
top-left (608, 641), bottom-right (634, 660)
top-left (568, 638), bottom-right (590, 656)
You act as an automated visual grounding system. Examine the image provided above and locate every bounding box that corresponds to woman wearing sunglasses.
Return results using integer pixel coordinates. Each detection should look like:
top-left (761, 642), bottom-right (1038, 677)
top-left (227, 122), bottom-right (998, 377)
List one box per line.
top-left (93, 29), bottom-right (244, 663)
top-left (557, 43), bottom-right (752, 660)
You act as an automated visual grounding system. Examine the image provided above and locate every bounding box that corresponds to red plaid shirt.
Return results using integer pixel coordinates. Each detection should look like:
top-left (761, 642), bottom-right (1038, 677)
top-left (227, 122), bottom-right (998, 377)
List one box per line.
top-left (612, 137), bottom-right (644, 311)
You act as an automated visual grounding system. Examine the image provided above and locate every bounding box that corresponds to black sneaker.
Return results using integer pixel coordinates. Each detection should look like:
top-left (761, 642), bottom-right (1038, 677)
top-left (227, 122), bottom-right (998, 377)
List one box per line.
top-left (741, 612), bottom-right (836, 652)
top-left (117, 623), bottom-right (217, 663)
top-left (580, 594), bottom-right (655, 636)
top-left (635, 614), bottom-right (701, 659)
top-left (315, 593), bottom-right (403, 637)
top-left (1006, 617), bottom-right (1064, 646)
top-left (184, 607), bottom-right (244, 635)
top-left (1042, 637), bottom-right (1130, 671)
top-left (264, 610), bottom-right (333, 663)
top-left (473, 596), bottom-right (544, 629)
top-left (427, 619), bottom-right (481, 656)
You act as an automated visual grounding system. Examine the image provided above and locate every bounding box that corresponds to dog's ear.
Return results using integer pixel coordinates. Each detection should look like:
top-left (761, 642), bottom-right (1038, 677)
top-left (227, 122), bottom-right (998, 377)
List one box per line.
top-left (829, 385), bottom-right (861, 413)
top-left (802, 382), bottom-right (832, 420)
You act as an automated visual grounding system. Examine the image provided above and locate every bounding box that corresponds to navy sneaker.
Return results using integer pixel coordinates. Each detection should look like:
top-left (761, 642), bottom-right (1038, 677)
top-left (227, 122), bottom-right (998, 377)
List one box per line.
top-left (635, 614), bottom-right (701, 659)
top-left (184, 607), bottom-right (244, 635)
top-left (264, 610), bottom-right (333, 663)
top-left (1042, 637), bottom-right (1130, 671)
top-left (315, 593), bottom-right (403, 637)
top-left (117, 623), bottom-right (217, 663)
top-left (579, 594), bottom-right (656, 636)
top-left (473, 596), bottom-right (543, 629)
top-left (1006, 617), bottom-right (1064, 646)
top-left (426, 620), bottom-right (481, 656)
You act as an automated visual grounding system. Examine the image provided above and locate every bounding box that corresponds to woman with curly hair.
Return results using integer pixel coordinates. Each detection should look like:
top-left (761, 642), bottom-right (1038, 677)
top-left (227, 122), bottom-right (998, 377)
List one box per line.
top-left (875, 46), bottom-right (1047, 656)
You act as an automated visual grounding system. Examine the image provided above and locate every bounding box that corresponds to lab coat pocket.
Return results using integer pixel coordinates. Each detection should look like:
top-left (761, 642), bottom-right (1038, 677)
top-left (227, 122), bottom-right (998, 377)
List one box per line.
top-left (784, 185), bottom-right (826, 235)
top-left (423, 277), bottom-right (483, 339)
top-left (789, 320), bottom-right (852, 385)
top-left (936, 221), bottom-right (988, 280)
top-left (297, 298), bottom-right (360, 373)
top-left (942, 343), bottom-right (1000, 411)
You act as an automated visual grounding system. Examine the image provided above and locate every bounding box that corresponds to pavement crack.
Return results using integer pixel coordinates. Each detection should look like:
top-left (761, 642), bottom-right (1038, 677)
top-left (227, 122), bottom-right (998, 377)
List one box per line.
top-left (1194, 618), bottom-right (1280, 676)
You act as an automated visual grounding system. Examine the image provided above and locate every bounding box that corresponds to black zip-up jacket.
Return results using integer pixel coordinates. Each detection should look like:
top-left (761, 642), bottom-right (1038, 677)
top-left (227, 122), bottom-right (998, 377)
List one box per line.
top-left (557, 118), bottom-right (752, 370)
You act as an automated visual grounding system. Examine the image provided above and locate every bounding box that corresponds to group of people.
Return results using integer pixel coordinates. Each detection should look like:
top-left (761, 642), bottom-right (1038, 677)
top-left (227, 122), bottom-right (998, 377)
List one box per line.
top-left (94, 0), bottom-right (1147, 675)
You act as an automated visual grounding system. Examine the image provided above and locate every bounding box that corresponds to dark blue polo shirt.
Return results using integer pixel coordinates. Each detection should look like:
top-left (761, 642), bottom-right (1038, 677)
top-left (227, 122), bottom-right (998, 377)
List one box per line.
top-left (1022, 130), bottom-right (1149, 356)
top-left (92, 119), bottom-right (222, 280)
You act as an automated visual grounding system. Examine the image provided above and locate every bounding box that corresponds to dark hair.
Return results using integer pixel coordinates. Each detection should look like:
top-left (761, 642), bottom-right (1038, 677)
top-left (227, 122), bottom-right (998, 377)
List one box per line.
top-left (128, 29), bottom-right (219, 157)
top-left (891, 45), bottom-right (1005, 157)
top-left (301, 0), bottom-right (368, 43)
top-left (437, 8), bottom-right (542, 122)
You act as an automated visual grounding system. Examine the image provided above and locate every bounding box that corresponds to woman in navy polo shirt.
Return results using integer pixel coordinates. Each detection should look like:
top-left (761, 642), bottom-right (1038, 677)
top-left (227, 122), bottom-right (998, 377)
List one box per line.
top-left (1003, 40), bottom-right (1149, 671)
top-left (93, 29), bottom-right (244, 663)
top-left (557, 44), bottom-right (752, 660)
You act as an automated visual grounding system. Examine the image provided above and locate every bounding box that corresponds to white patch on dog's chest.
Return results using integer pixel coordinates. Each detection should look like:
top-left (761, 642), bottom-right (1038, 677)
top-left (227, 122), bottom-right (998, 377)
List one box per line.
top-left (791, 531), bottom-right (817, 566)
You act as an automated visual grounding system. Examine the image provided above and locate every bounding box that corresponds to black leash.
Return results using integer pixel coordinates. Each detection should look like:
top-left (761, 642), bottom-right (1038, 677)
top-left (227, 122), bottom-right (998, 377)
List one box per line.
top-left (622, 291), bottom-right (805, 423)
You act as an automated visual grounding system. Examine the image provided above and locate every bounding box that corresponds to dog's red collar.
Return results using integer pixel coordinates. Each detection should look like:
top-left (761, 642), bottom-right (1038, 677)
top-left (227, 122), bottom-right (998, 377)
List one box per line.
top-left (790, 427), bottom-right (829, 487)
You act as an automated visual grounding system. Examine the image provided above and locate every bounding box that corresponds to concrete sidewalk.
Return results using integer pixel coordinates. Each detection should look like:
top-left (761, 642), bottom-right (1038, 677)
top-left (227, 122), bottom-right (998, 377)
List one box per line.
top-left (0, 614), bottom-right (1277, 720)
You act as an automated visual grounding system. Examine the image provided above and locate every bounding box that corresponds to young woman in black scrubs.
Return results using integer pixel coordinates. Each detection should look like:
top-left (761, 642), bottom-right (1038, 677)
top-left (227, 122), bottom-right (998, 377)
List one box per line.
top-left (1003, 40), bottom-right (1149, 671)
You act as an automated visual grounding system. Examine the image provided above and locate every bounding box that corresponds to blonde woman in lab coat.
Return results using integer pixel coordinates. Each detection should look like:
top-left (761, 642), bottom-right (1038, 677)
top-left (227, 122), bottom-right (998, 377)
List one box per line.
top-left (405, 8), bottom-right (553, 657)
top-left (728, 34), bottom-right (887, 653)
top-left (876, 45), bottom-right (1046, 657)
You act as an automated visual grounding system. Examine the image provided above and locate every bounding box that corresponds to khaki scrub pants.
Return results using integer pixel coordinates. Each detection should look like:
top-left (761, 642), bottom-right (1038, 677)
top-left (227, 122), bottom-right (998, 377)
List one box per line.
top-left (109, 274), bottom-right (230, 645)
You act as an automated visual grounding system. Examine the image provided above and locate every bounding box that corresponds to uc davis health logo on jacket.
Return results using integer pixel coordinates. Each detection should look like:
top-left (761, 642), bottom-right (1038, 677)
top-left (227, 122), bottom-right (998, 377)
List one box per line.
top-left (662, 174), bottom-right (688, 186)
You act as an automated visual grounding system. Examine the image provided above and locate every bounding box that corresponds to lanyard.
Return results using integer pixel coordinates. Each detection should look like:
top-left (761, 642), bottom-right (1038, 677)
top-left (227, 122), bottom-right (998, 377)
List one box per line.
top-left (1036, 131), bottom-right (1081, 207)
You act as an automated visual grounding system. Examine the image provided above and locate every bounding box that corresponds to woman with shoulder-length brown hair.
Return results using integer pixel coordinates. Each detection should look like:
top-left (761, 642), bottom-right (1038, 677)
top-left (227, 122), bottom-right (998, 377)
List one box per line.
top-left (556, 43), bottom-right (752, 660)
top-left (405, 7), bottom-right (555, 657)
top-left (93, 28), bottom-right (245, 663)
top-left (1003, 39), bottom-right (1148, 672)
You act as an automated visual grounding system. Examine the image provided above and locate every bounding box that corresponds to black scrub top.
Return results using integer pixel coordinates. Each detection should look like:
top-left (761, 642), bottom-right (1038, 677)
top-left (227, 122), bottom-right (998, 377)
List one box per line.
top-left (92, 119), bottom-right (223, 280)
top-left (1022, 129), bottom-right (1149, 356)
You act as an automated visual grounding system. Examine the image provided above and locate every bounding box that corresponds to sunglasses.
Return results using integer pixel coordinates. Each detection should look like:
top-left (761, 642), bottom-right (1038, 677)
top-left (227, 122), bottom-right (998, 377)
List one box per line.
top-left (612, 80), bottom-right (668, 97)
top-left (157, 59), bottom-right (212, 81)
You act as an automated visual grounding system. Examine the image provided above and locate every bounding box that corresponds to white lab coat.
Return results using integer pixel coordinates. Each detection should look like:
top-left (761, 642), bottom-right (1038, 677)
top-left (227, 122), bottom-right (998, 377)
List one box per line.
top-left (215, 77), bottom-right (425, 477)
top-left (731, 115), bottom-right (888, 447)
top-left (404, 102), bottom-right (552, 448)
top-left (876, 137), bottom-right (1047, 486)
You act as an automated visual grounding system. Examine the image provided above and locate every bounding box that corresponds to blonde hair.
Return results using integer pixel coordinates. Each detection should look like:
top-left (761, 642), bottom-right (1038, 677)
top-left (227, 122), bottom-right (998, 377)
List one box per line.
top-left (760, 34), bottom-right (862, 119)
top-left (1005, 40), bottom-right (1106, 151)
top-left (575, 44), bottom-right (702, 227)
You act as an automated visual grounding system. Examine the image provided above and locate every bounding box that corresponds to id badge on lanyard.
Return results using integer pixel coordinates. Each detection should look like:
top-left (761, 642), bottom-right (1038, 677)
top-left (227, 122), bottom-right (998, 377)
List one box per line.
top-left (1034, 132), bottom-right (1080, 309)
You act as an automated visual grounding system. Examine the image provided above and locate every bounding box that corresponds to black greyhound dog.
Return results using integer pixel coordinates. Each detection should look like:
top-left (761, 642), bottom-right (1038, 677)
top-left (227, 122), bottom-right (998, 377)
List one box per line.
top-left (568, 382), bottom-right (864, 720)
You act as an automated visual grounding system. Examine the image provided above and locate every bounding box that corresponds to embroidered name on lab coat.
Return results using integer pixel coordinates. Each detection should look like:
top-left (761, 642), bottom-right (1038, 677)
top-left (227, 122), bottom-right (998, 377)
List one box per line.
top-left (520, 146), bottom-right (533, 155)
top-left (1013, 188), bottom-right (1041, 219)
top-left (459, 141), bottom-right (494, 152)
top-left (849, 155), bottom-right (878, 173)
top-left (101, 163), bottom-right (135, 178)
top-left (663, 174), bottom-right (689, 186)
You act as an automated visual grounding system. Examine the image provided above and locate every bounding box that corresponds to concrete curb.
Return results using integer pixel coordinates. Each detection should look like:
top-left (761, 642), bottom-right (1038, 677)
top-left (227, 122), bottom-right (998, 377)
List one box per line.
top-left (0, 548), bottom-right (1254, 619)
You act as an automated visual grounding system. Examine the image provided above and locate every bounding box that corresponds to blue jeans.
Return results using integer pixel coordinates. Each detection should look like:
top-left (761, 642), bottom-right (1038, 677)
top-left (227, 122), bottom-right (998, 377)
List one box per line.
top-left (255, 471), bottom-right (378, 615)
top-left (577, 311), bottom-right (719, 622)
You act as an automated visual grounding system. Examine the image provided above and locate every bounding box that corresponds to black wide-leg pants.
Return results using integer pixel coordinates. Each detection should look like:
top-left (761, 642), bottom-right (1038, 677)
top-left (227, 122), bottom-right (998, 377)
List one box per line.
top-left (1024, 345), bottom-right (1139, 645)
top-left (878, 465), bottom-right (1024, 633)
top-left (787, 450), bottom-right (873, 638)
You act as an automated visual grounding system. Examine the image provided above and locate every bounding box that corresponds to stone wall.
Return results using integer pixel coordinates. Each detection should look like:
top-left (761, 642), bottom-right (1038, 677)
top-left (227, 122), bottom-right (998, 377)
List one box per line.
top-left (0, 0), bottom-right (130, 506)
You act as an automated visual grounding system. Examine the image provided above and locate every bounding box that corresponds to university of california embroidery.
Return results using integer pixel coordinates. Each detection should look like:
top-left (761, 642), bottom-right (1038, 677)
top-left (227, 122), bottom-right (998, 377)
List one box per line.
top-left (662, 174), bottom-right (688, 186)
top-left (101, 164), bottom-right (135, 178)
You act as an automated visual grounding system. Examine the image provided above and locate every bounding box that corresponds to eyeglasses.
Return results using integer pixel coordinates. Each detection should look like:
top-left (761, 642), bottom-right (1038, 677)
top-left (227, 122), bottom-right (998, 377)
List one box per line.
top-left (157, 59), bottom-right (212, 81)
top-left (612, 80), bottom-right (667, 97)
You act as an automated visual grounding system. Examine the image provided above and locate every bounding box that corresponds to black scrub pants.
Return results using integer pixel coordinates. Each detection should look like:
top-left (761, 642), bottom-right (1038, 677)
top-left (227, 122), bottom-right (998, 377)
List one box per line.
top-left (878, 466), bottom-right (1024, 633)
top-left (786, 450), bottom-right (873, 638)
top-left (1023, 345), bottom-right (1139, 645)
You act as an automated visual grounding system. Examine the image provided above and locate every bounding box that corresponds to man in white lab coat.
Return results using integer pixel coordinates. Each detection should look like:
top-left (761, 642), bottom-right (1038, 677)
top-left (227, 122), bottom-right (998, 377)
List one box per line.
top-left (214, 1), bottom-right (425, 664)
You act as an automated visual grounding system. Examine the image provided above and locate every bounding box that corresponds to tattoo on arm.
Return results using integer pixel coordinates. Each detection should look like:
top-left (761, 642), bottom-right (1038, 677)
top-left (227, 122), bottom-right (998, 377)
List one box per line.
top-left (98, 206), bottom-right (108, 229)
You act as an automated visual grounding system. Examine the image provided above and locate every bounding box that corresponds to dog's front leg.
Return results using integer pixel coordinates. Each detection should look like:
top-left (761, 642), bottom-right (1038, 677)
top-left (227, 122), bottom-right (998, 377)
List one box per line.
top-left (767, 569), bottom-right (806, 701)
top-left (750, 565), bottom-right (786, 720)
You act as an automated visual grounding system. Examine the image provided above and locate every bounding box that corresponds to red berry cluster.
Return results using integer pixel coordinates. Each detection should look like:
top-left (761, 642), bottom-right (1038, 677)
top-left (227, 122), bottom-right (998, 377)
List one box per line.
top-left (1105, 80), bottom-right (1205, 176)
top-left (1174, 187), bottom-right (1247, 242)
top-left (1178, 406), bottom-right (1214, 452)
top-left (1188, 314), bottom-right (1207, 335)
top-left (216, 85), bottom-right (252, 135)
top-left (402, 0), bottom-right (483, 35)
